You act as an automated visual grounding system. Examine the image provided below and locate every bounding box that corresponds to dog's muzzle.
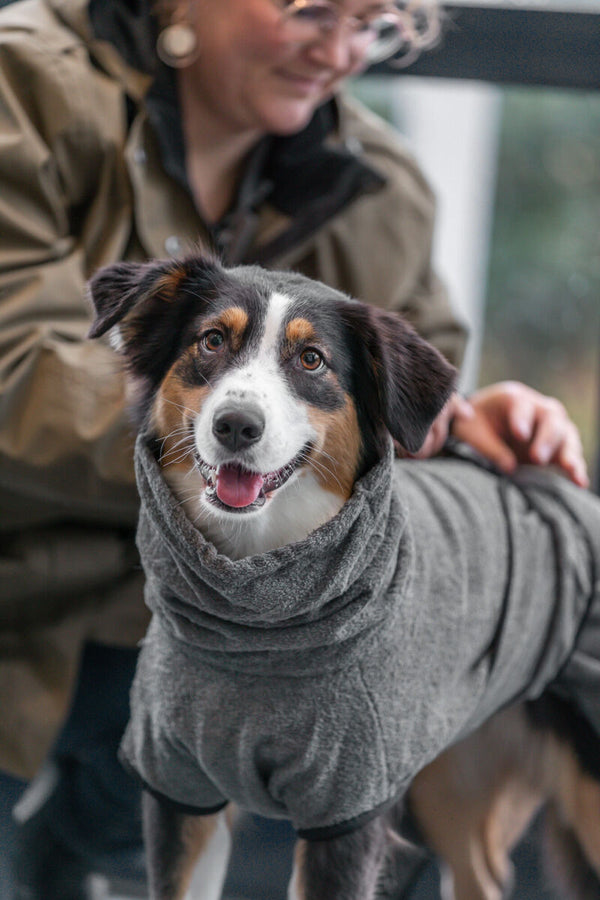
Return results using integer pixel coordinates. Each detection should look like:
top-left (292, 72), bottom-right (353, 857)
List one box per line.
top-left (194, 444), bottom-right (312, 512)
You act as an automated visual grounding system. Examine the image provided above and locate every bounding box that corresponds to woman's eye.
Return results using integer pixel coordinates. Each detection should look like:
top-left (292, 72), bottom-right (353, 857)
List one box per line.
top-left (357, 18), bottom-right (375, 33)
top-left (300, 348), bottom-right (324, 371)
top-left (201, 330), bottom-right (225, 352)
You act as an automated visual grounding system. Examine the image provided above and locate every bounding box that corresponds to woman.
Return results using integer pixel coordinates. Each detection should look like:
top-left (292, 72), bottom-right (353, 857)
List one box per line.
top-left (0, 0), bottom-right (587, 896)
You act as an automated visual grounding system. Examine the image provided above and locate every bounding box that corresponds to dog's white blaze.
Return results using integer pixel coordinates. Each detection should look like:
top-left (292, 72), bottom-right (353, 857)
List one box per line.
top-left (193, 290), bottom-right (315, 475)
top-left (261, 290), bottom-right (291, 354)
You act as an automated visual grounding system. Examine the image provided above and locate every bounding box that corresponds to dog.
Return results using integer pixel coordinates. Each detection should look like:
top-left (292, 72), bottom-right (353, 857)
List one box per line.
top-left (88, 254), bottom-right (600, 900)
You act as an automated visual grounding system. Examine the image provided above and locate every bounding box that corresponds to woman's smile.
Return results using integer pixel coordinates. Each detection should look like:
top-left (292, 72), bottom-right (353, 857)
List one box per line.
top-left (275, 67), bottom-right (332, 96)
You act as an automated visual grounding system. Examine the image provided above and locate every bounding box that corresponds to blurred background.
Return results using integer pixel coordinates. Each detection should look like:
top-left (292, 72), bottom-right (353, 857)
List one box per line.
top-left (480, 86), bottom-right (600, 467)
top-left (354, 0), bottom-right (600, 481)
top-left (1, 0), bottom-right (597, 897)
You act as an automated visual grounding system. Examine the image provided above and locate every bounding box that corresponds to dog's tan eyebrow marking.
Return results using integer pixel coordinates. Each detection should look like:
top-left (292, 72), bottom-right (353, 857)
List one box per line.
top-left (219, 306), bottom-right (248, 335)
top-left (286, 318), bottom-right (317, 345)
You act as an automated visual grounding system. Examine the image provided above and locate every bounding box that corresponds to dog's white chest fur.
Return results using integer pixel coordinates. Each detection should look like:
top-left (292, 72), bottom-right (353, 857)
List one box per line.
top-left (164, 464), bottom-right (343, 558)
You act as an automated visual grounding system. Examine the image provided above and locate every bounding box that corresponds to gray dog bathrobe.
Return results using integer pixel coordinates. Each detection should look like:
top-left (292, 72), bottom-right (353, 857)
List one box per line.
top-left (121, 436), bottom-right (600, 839)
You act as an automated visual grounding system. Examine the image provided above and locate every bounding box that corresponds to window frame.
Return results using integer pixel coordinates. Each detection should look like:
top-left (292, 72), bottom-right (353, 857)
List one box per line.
top-left (373, 5), bottom-right (600, 90)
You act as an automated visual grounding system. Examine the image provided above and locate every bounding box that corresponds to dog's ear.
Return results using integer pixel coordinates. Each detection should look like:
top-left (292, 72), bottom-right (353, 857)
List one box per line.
top-left (87, 255), bottom-right (222, 383)
top-left (87, 259), bottom-right (178, 340)
top-left (339, 301), bottom-right (457, 453)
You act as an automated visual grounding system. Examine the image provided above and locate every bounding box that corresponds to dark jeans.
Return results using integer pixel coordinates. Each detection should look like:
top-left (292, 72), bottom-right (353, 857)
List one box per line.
top-left (0, 770), bottom-right (25, 898)
top-left (1, 642), bottom-right (145, 900)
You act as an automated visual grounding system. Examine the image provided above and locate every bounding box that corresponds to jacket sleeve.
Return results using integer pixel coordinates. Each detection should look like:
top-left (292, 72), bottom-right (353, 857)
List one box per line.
top-left (0, 29), bottom-right (138, 526)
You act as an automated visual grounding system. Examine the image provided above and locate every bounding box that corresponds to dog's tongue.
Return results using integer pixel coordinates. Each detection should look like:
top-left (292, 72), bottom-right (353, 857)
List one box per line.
top-left (216, 464), bottom-right (264, 508)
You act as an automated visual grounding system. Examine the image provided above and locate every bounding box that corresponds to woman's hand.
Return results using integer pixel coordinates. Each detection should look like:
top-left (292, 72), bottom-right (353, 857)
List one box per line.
top-left (396, 393), bottom-right (473, 460)
top-left (397, 382), bottom-right (589, 488)
top-left (451, 381), bottom-right (589, 487)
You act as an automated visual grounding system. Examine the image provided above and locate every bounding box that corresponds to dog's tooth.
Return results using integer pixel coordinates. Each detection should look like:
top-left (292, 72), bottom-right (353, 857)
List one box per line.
top-left (198, 461), bottom-right (216, 489)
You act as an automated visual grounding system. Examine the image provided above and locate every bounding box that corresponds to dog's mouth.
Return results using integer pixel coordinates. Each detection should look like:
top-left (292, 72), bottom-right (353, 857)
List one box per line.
top-left (194, 445), bottom-right (311, 513)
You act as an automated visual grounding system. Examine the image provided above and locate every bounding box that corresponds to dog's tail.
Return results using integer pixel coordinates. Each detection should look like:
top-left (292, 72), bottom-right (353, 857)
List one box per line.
top-left (542, 803), bottom-right (600, 900)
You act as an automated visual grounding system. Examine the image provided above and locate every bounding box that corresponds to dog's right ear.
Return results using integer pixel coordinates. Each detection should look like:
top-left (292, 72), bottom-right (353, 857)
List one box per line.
top-left (338, 300), bottom-right (457, 455)
top-left (87, 255), bottom-right (222, 385)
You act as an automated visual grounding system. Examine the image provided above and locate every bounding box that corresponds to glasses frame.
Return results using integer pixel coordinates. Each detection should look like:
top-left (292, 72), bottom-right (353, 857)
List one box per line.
top-left (279, 0), bottom-right (409, 64)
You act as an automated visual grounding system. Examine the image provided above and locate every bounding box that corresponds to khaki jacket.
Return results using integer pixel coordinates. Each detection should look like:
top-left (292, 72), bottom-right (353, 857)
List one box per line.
top-left (0, 0), bottom-right (466, 777)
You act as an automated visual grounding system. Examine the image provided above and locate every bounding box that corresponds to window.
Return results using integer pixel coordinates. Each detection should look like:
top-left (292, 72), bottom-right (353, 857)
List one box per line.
top-left (357, 0), bottom-right (600, 479)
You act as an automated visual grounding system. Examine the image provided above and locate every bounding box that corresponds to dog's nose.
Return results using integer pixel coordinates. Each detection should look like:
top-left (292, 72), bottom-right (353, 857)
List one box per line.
top-left (212, 404), bottom-right (265, 452)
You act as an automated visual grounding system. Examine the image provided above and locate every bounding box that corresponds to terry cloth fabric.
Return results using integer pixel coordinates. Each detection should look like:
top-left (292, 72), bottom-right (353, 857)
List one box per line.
top-left (120, 436), bottom-right (600, 839)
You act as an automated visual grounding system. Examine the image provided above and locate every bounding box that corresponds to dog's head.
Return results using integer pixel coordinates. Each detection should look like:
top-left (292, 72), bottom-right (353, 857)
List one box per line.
top-left (88, 255), bottom-right (455, 525)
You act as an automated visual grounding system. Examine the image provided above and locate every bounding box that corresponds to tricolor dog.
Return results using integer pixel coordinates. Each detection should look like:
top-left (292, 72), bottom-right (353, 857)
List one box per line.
top-left (89, 255), bottom-right (600, 900)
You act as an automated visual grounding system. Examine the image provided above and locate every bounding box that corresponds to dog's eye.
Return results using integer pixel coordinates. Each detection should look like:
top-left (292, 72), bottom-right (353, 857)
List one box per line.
top-left (201, 330), bottom-right (225, 352)
top-left (300, 348), bottom-right (324, 371)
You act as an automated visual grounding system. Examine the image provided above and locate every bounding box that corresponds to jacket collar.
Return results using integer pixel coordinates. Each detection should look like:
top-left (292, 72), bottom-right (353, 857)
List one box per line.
top-left (88, 0), bottom-right (160, 77)
top-left (48, 0), bottom-right (152, 101)
top-left (57, 0), bottom-right (386, 263)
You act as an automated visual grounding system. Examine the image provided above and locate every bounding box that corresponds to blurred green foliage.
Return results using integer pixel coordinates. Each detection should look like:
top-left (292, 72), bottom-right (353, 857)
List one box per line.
top-left (481, 88), bottom-right (600, 465)
top-left (352, 78), bottom-right (600, 467)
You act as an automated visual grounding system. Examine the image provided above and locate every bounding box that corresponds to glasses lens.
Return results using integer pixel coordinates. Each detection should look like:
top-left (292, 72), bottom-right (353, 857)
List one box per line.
top-left (281, 1), bottom-right (405, 64)
top-left (282, 1), bottom-right (338, 35)
top-left (363, 15), bottom-right (405, 63)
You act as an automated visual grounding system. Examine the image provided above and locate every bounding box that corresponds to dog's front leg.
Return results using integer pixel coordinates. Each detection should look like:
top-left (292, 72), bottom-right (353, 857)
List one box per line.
top-left (143, 792), bottom-right (231, 900)
top-left (288, 817), bottom-right (389, 900)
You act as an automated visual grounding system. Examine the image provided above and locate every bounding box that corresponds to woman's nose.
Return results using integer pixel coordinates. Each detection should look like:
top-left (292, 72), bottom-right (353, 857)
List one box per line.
top-left (305, 26), bottom-right (355, 72)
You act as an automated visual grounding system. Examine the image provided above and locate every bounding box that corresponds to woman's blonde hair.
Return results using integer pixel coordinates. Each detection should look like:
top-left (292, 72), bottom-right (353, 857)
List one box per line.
top-left (392, 0), bottom-right (442, 67)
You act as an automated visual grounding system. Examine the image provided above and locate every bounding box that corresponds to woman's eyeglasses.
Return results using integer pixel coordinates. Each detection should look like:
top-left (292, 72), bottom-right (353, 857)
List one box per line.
top-left (279, 0), bottom-right (408, 64)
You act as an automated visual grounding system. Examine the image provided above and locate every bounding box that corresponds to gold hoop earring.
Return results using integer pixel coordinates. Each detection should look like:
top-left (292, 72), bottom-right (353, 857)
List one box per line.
top-left (156, 5), bottom-right (199, 68)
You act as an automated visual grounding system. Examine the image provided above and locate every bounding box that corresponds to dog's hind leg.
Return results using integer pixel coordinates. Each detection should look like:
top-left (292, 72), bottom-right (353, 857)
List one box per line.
top-left (409, 712), bottom-right (543, 900)
top-left (543, 803), bottom-right (600, 900)
top-left (143, 792), bottom-right (232, 900)
top-left (544, 747), bottom-right (600, 898)
top-left (288, 816), bottom-right (389, 900)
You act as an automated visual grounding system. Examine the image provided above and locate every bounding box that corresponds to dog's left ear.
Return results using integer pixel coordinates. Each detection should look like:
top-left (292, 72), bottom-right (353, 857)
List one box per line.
top-left (87, 255), bottom-right (224, 424)
top-left (87, 254), bottom-right (222, 378)
top-left (339, 301), bottom-right (457, 453)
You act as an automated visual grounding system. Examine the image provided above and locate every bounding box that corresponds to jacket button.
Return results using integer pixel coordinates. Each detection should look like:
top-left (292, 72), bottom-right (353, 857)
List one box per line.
top-left (134, 147), bottom-right (147, 165)
top-left (165, 235), bottom-right (181, 255)
top-left (345, 137), bottom-right (363, 155)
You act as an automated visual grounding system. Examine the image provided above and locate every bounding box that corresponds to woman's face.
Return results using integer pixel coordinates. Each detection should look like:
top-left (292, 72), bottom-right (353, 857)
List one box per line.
top-left (183, 0), bottom-right (375, 137)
